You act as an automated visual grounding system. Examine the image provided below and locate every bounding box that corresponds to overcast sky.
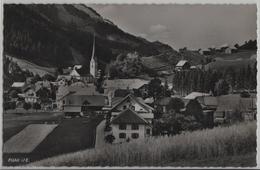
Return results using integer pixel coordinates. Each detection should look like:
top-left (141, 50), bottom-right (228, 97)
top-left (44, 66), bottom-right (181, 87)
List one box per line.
top-left (88, 4), bottom-right (256, 50)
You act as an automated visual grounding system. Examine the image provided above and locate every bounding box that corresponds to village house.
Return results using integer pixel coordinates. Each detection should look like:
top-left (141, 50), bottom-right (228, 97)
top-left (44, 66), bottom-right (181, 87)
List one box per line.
top-left (175, 60), bottom-right (191, 71)
top-left (11, 82), bottom-right (25, 92)
top-left (56, 82), bottom-right (106, 116)
top-left (214, 94), bottom-right (256, 123)
top-left (110, 108), bottom-right (152, 143)
top-left (18, 85), bottom-right (39, 104)
top-left (105, 93), bottom-right (154, 143)
top-left (102, 78), bottom-right (149, 97)
top-left (183, 93), bottom-right (217, 127)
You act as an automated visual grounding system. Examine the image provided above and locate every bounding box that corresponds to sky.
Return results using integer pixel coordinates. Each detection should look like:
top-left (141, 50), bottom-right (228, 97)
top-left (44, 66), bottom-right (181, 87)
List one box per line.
top-left (88, 4), bottom-right (256, 50)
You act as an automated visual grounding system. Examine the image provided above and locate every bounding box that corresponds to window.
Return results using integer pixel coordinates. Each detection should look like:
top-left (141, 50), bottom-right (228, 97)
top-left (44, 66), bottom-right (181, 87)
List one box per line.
top-left (131, 133), bottom-right (139, 139)
top-left (123, 105), bottom-right (127, 110)
top-left (119, 133), bottom-right (126, 139)
top-left (146, 129), bottom-right (151, 135)
top-left (63, 100), bottom-right (65, 104)
top-left (119, 124), bottom-right (126, 130)
top-left (131, 124), bottom-right (139, 130)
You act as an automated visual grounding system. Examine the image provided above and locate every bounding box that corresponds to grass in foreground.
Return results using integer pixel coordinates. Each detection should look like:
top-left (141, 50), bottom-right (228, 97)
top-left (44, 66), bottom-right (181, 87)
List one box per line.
top-left (29, 121), bottom-right (256, 167)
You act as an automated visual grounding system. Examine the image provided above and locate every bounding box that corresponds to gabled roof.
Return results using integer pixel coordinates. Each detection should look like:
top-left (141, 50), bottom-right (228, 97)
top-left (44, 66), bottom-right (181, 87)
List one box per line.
top-left (111, 108), bottom-right (148, 124)
top-left (176, 60), bottom-right (189, 67)
top-left (103, 79), bottom-right (149, 90)
top-left (111, 94), bottom-right (154, 112)
top-left (11, 82), bottom-right (25, 88)
top-left (70, 69), bottom-right (81, 77)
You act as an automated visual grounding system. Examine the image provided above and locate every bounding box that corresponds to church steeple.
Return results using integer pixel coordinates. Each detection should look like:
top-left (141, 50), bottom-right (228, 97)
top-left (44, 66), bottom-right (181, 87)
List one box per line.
top-left (90, 33), bottom-right (97, 78)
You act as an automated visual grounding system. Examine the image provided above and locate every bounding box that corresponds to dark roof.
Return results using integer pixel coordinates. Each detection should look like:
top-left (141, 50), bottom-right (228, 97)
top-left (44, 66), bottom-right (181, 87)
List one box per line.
top-left (197, 96), bottom-right (218, 108)
top-left (111, 109), bottom-right (148, 124)
top-left (216, 94), bottom-right (256, 112)
top-left (81, 95), bottom-right (106, 106)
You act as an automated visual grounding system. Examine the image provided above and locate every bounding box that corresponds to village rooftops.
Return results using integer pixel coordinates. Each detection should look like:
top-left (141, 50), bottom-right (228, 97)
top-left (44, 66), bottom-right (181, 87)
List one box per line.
top-left (110, 94), bottom-right (154, 112)
top-left (111, 108), bottom-right (148, 125)
top-left (103, 79), bottom-right (149, 90)
top-left (11, 82), bottom-right (25, 88)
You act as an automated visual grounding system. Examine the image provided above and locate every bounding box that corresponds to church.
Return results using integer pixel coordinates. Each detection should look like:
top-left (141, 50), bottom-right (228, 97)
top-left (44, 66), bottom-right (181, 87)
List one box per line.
top-left (90, 34), bottom-right (99, 79)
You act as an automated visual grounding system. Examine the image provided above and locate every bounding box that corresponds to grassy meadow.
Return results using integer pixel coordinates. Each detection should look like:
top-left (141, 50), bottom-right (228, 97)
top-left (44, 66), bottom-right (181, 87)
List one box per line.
top-left (29, 121), bottom-right (256, 167)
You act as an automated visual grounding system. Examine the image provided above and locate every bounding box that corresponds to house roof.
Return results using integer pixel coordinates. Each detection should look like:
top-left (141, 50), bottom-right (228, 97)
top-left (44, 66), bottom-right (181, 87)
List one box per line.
top-left (184, 92), bottom-right (210, 100)
top-left (216, 94), bottom-right (256, 112)
top-left (103, 79), bottom-right (149, 90)
top-left (144, 97), bottom-right (154, 104)
top-left (111, 94), bottom-right (154, 112)
top-left (197, 96), bottom-right (218, 108)
top-left (11, 82), bottom-right (25, 88)
top-left (111, 108), bottom-right (148, 124)
top-left (57, 84), bottom-right (101, 101)
top-left (81, 95), bottom-right (106, 107)
top-left (176, 60), bottom-right (188, 67)
top-left (70, 69), bottom-right (80, 77)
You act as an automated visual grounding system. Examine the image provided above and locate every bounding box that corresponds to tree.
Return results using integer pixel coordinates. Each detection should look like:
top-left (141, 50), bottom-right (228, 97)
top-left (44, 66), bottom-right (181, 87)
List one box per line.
top-left (23, 102), bottom-right (31, 111)
top-left (168, 97), bottom-right (184, 113)
top-left (147, 78), bottom-right (163, 101)
top-left (42, 74), bottom-right (55, 81)
top-left (33, 102), bottom-right (41, 112)
top-left (214, 79), bottom-right (230, 96)
top-left (104, 134), bottom-right (115, 144)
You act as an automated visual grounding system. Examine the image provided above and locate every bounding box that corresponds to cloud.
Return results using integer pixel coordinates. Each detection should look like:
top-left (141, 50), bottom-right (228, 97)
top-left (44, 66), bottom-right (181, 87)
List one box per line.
top-left (149, 24), bottom-right (167, 33)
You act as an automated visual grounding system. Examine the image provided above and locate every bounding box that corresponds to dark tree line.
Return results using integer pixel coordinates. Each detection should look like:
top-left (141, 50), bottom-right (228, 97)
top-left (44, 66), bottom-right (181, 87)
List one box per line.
top-left (172, 63), bottom-right (256, 96)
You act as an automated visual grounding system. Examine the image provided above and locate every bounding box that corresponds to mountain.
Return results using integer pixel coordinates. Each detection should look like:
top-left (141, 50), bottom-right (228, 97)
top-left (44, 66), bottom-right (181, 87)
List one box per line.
top-left (4, 4), bottom-right (179, 71)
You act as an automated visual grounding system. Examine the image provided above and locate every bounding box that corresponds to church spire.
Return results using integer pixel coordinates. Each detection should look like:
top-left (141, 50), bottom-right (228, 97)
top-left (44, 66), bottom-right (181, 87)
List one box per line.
top-left (91, 33), bottom-right (95, 60)
top-left (90, 32), bottom-right (98, 78)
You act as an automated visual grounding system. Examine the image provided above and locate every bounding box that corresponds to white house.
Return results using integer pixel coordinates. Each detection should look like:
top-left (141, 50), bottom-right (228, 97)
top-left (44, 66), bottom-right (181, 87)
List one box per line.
top-left (18, 87), bottom-right (39, 104)
top-left (175, 60), bottom-right (191, 71)
top-left (110, 108), bottom-right (152, 143)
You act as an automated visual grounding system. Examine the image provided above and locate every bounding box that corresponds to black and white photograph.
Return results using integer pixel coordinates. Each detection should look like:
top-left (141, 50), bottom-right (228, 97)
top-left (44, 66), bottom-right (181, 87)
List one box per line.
top-left (1, 1), bottom-right (258, 168)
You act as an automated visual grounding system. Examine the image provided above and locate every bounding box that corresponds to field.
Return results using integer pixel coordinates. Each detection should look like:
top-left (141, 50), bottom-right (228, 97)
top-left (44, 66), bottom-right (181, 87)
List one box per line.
top-left (3, 112), bottom-right (103, 166)
top-left (205, 51), bottom-right (256, 71)
top-left (6, 55), bottom-right (56, 76)
top-left (29, 121), bottom-right (256, 167)
top-left (4, 124), bottom-right (58, 153)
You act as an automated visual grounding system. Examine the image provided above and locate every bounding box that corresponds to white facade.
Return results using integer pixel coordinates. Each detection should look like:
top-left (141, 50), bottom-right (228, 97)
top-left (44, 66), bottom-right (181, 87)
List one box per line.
top-left (111, 124), bottom-right (151, 143)
top-left (24, 89), bottom-right (38, 104)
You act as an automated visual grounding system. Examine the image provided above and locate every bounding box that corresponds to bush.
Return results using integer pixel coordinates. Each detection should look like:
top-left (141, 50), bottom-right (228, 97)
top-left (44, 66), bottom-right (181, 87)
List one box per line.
top-left (3, 101), bottom-right (16, 110)
top-left (33, 103), bottom-right (41, 111)
top-left (104, 134), bottom-right (115, 144)
top-left (23, 102), bottom-right (31, 110)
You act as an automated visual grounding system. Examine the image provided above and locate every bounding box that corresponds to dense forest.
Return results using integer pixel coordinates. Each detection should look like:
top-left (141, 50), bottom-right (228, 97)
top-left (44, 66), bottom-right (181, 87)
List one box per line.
top-left (172, 62), bottom-right (257, 96)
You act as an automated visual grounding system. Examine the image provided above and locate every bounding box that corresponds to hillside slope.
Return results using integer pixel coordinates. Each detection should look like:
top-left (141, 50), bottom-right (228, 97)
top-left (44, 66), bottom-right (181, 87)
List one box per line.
top-left (4, 4), bottom-right (178, 70)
